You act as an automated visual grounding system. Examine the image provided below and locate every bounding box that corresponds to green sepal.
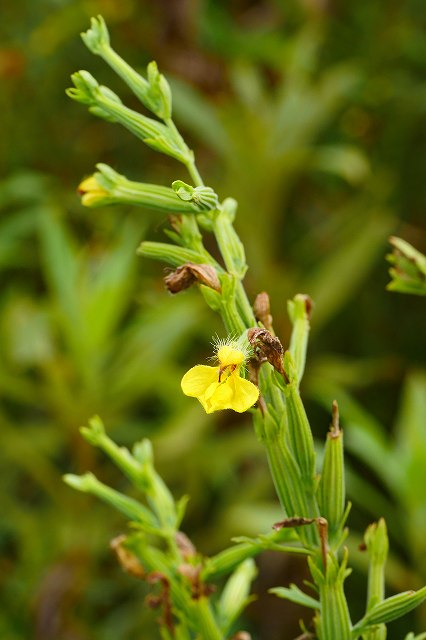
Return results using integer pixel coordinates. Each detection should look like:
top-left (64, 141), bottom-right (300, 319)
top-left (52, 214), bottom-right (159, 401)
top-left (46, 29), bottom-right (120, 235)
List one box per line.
top-left (147, 60), bottom-right (172, 120)
top-left (81, 15), bottom-right (110, 54)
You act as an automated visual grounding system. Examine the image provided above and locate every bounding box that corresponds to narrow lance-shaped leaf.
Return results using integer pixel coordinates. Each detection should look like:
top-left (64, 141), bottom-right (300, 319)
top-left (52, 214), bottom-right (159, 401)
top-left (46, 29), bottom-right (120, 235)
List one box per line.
top-left (80, 416), bottom-right (143, 484)
top-left (133, 439), bottom-right (178, 531)
top-left (63, 472), bottom-right (158, 529)
top-left (386, 236), bottom-right (426, 296)
top-left (80, 417), bottom-right (178, 530)
top-left (202, 528), bottom-right (302, 581)
top-left (270, 583), bottom-right (320, 611)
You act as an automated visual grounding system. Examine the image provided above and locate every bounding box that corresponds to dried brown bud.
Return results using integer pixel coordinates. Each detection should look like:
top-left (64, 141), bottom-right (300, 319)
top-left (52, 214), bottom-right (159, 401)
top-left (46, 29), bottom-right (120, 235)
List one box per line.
top-left (178, 562), bottom-right (216, 599)
top-left (253, 291), bottom-right (272, 331)
top-left (145, 594), bottom-right (163, 609)
top-left (247, 327), bottom-right (284, 375)
top-left (110, 535), bottom-right (145, 579)
top-left (164, 263), bottom-right (221, 294)
top-left (231, 633), bottom-right (253, 640)
top-left (147, 571), bottom-right (169, 587)
top-left (253, 291), bottom-right (273, 331)
top-left (178, 563), bottom-right (201, 583)
top-left (175, 531), bottom-right (197, 560)
top-left (145, 571), bottom-right (174, 634)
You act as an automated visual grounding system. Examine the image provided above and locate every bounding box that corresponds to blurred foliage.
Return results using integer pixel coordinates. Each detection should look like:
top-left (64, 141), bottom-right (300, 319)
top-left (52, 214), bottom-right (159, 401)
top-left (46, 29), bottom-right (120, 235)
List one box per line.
top-left (0, 1), bottom-right (425, 639)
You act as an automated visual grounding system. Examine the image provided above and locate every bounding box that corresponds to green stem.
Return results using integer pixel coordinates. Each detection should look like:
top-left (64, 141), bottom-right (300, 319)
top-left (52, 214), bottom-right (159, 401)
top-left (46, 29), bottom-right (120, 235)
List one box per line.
top-left (165, 118), bottom-right (204, 187)
top-left (235, 280), bottom-right (256, 328)
top-left (186, 159), bottom-right (204, 188)
top-left (193, 597), bottom-right (223, 640)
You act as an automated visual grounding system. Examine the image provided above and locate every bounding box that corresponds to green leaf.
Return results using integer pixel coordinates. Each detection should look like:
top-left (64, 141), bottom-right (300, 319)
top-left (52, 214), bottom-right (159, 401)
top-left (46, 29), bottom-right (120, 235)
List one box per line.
top-left (63, 472), bottom-right (158, 529)
top-left (270, 584), bottom-right (320, 610)
top-left (386, 237), bottom-right (426, 296)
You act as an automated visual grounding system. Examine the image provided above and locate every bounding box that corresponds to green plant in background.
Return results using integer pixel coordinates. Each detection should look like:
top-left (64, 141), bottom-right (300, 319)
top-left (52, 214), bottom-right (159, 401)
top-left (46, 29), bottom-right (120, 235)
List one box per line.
top-left (64, 17), bottom-right (426, 639)
top-left (386, 237), bottom-right (426, 296)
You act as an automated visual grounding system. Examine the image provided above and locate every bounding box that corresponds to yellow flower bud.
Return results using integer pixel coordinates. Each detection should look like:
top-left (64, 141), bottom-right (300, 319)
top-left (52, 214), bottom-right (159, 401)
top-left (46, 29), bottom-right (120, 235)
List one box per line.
top-left (77, 175), bottom-right (109, 207)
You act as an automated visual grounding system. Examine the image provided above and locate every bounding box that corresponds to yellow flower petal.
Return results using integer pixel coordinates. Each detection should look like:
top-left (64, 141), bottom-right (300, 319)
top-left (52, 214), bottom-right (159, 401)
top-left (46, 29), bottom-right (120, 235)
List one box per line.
top-left (206, 380), bottom-right (234, 413)
top-left (78, 175), bottom-right (109, 207)
top-left (227, 374), bottom-right (259, 413)
top-left (78, 176), bottom-right (101, 192)
top-left (181, 365), bottom-right (218, 397)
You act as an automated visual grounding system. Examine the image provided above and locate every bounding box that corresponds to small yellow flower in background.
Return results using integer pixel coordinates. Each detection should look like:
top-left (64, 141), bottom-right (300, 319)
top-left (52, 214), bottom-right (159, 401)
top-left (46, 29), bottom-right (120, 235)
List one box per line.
top-left (181, 340), bottom-right (259, 414)
top-left (78, 175), bottom-right (109, 207)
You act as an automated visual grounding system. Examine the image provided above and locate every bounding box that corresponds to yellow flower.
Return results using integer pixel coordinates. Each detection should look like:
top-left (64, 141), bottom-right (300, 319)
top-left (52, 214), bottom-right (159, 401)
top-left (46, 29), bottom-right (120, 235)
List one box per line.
top-left (181, 343), bottom-right (259, 414)
top-left (77, 175), bottom-right (109, 207)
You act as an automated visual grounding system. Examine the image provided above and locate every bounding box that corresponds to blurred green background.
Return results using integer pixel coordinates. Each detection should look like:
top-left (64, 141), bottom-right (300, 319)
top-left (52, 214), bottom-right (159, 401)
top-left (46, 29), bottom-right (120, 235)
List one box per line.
top-left (1, 1), bottom-right (425, 638)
